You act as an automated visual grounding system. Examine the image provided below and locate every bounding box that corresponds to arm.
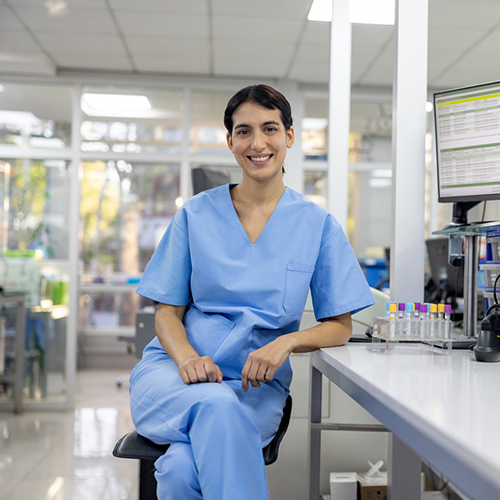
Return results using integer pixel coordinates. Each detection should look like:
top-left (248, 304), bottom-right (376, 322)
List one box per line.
top-left (156, 303), bottom-right (223, 384)
top-left (241, 312), bottom-right (352, 391)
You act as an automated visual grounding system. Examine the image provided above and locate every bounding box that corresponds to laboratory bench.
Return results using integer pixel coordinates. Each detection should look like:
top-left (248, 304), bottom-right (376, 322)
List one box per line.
top-left (308, 343), bottom-right (500, 500)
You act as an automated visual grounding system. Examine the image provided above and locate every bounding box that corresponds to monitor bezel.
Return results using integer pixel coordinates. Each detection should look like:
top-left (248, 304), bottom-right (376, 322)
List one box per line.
top-left (433, 79), bottom-right (500, 203)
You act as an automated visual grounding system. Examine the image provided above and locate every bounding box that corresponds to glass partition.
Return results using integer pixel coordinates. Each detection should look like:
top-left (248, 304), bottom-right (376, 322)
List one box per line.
top-left (0, 83), bottom-right (72, 149)
top-left (190, 91), bottom-right (234, 155)
top-left (0, 158), bottom-right (71, 405)
top-left (80, 87), bottom-right (183, 154)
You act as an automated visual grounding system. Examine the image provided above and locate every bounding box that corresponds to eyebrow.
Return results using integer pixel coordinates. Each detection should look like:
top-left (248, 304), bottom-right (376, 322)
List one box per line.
top-left (234, 120), bottom-right (280, 130)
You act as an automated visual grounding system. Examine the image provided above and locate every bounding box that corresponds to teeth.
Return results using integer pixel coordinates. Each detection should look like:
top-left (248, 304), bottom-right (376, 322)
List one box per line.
top-left (250, 155), bottom-right (271, 161)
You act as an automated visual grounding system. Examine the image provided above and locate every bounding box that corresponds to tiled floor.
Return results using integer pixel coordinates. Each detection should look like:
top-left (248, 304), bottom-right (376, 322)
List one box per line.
top-left (0, 370), bottom-right (138, 500)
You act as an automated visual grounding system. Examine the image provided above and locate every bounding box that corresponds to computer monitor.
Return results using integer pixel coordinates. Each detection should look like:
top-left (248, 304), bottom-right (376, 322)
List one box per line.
top-left (433, 81), bottom-right (500, 225)
top-left (191, 167), bottom-right (231, 195)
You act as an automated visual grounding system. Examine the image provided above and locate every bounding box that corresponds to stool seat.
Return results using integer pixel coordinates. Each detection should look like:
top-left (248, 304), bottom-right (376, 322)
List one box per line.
top-left (113, 395), bottom-right (292, 499)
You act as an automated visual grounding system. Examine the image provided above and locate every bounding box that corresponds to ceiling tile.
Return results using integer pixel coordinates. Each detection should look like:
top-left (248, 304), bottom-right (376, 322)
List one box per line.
top-left (36, 33), bottom-right (126, 56)
top-left (352, 25), bottom-right (393, 50)
top-left (133, 56), bottom-right (210, 74)
top-left (212, 0), bottom-right (310, 20)
top-left (214, 59), bottom-right (288, 79)
top-left (293, 43), bottom-right (329, 65)
top-left (0, 52), bottom-right (55, 75)
top-left (115, 12), bottom-right (208, 38)
top-left (357, 66), bottom-right (393, 87)
top-left (126, 37), bottom-right (209, 58)
top-left (0, 6), bottom-right (26, 31)
top-left (213, 39), bottom-right (295, 61)
top-left (212, 15), bottom-right (303, 43)
top-left (0, 31), bottom-right (40, 51)
top-left (8, 0), bottom-right (107, 8)
top-left (428, 26), bottom-right (487, 53)
top-left (429, 0), bottom-right (500, 30)
top-left (109, 0), bottom-right (208, 14)
top-left (54, 54), bottom-right (133, 71)
top-left (288, 63), bottom-right (329, 84)
top-left (13, 7), bottom-right (117, 34)
top-left (431, 69), bottom-right (495, 91)
top-left (301, 21), bottom-right (330, 45)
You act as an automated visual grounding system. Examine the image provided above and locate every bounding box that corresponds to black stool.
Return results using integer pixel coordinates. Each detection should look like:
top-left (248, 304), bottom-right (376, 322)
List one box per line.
top-left (113, 394), bottom-right (292, 499)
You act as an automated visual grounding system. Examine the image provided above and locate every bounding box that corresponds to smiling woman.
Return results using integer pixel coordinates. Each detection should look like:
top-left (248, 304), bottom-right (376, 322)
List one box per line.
top-left (129, 84), bottom-right (374, 500)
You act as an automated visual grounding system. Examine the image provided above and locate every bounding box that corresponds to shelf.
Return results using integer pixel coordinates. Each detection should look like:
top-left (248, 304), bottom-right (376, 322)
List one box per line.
top-left (432, 220), bottom-right (500, 236)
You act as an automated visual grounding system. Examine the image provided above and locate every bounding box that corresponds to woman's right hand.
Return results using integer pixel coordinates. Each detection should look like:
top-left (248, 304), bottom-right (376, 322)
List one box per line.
top-left (178, 356), bottom-right (223, 384)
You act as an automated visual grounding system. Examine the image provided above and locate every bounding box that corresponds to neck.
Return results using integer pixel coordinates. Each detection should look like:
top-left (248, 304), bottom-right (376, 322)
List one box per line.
top-left (233, 175), bottom-right (286, 207)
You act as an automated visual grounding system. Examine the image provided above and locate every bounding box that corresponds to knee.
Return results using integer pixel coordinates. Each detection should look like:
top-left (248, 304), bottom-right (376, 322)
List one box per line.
top-left (155, 444), bottom-right (200, 498)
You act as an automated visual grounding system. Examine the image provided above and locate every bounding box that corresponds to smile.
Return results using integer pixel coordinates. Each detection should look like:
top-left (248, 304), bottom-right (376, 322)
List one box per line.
top-left (249, 155), bottom-right (272, 162)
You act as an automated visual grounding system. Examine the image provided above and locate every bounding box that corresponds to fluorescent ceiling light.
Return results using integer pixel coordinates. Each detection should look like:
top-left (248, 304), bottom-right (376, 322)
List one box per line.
top-left (0, 111), bottom-right (41, 127)
top-left (308, 0), bottom-right (332, 22)
top-left (302, 118), bottom-right (328, 130)
top-left (82, 93), bottom-right (151, 111)
top-left (308, 0), bottom-right (395, 25)
top-left (349, 0), bottom-right (395, 25)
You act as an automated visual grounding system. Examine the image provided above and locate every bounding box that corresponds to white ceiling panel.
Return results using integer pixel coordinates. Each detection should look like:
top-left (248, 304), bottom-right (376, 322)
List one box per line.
top-left (214, 59), bottom-right (289, 80)
top-left (428, 26), bottom-right (487, 53)
top-left (213, 40), bottom-right (295, 61)
top-left (293, 43), bottom-right (329, 66)
top-left (301, 22), bottom-right (330, 45)
top-left (134, 56), bottom-right (210, 74)
top-left (0, 31), bottom-right (40, 51)
top-left (127, 37), bottom-right (209, 57)
top-left (54, 54), bottom-right (133, 71)
top-left (289, 63), bottom-right (329, 84)
top-left (352, 25), bottom-right (392, 49)
top-left (0, 5), bottom-right (26, 31)
top-left (212, 0), bottom-right (311, 20)
top-left (109, 0), bottom-right (208, 14)
top-left (115, 12), bottom-right (208, 38)
top-left (431, 68), bottom-right (495, 91)
top-left (36, 33), bottom-right (126, 56)
top-left (212, 15), bottom-right (303, 44)
top-left (13, 6), bottom-right (117, 34)
top-left (427, 51), bottom-right (461, 82)
top-left (0, 52), bottom-right (55, 75)
top-left (357, 67), bottom-right (393, 87)
top-left (429, 0), bottom-right (500, 30)
top-left (7, 0), bottom-right (107, 8)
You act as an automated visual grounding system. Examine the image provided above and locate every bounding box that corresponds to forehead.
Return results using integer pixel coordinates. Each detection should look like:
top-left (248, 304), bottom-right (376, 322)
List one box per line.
top-left (231, 101), bottom-right (282, 126)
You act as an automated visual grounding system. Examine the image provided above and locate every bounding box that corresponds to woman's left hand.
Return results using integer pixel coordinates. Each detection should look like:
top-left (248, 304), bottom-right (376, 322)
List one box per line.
top-left (241, 336), bottom-right (294, 392)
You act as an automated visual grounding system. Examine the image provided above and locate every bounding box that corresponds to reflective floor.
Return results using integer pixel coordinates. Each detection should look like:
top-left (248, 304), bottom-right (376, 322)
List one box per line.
top-left (0, 370), bottom-right (138, 500)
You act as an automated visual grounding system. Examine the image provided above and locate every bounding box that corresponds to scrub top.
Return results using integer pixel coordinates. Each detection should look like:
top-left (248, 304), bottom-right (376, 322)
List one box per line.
top-left (136, 184), bottom-right (374, 390)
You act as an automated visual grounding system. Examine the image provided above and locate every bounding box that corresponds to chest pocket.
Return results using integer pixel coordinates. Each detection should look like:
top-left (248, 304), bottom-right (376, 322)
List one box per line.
top-left (283, 263), bottom-right (315, 316)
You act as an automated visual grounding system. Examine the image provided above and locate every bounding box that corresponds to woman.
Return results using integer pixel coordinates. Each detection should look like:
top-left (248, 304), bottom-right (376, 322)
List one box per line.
top-left (130, 84), bottom-right (374, 500)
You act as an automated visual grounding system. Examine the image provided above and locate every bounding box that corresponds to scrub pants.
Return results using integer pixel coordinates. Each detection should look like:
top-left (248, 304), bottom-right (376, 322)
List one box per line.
top-left (129, 350), bottom-right (286, 500)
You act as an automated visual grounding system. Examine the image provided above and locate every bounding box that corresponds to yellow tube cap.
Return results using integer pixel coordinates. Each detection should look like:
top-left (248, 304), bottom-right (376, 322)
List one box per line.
top-left (430, 304), bottom-right (438, 313)
top-left (438, 303), bottom-right (445, 312)
top-left (389, 303), bottom-right (397, 312)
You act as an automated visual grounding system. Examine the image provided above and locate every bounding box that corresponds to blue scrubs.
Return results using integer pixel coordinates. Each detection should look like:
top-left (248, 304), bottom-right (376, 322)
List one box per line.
top-left (130, 184), bottom-right (374, 500)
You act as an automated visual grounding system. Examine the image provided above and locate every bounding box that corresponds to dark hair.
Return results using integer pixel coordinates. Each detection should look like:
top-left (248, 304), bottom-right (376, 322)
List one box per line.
top-left (223, 84), bottom-right (293, 135)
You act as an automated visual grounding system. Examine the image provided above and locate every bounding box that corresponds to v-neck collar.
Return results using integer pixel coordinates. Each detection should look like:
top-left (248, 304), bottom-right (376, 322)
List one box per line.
top-left (226, 183), bottom-right (288, 247)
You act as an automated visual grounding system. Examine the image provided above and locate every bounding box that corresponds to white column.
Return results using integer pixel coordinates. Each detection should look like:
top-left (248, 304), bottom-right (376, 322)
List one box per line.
top-left (181, 88), bottom-right (191, 202)
top-left (390, 0), bottom-right (428, 302)
top-left (279, 80), bottom-right (304, 194)
top-left (328, 0), bottom-right (352, 233)
top-left (67, 82), bottom-right (83, 409)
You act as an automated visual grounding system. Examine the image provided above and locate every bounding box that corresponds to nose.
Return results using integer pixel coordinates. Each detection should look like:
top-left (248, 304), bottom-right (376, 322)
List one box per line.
top-left (251, 130), bottom-right (266, 151)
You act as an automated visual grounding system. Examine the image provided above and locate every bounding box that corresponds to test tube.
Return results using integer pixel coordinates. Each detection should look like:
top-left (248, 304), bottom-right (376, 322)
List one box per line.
top-left (404, 303), bottom-right (413, 336)
top-left (397, 303), bottom-right (405, 336)
top-left (386, 302), bottom-right (391, 319)
top-left (437, 303), bottom-right (445, 338)
top-left (443, 304), bottom-right (452, 339)
top-left (420, 304), bottom-right (427, 338)
top-left (412, 303), bottom-right (420, 337)
top-left (429, 304), bottom-right (437, 338)
top-left (389, 303), bottom-right (397, 337)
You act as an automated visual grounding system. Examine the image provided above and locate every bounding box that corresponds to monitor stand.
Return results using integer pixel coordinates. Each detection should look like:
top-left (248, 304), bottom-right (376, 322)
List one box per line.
top-left (444, 201), bottom-right (481, 229)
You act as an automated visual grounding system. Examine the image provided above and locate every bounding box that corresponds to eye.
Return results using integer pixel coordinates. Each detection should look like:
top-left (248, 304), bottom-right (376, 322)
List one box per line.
top-left (265, 126), bottom-right (278, 133)
top-left (237, 129), bottom-right (249, 136)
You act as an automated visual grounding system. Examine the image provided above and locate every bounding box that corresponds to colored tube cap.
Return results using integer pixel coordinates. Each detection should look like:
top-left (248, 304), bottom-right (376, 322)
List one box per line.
top-left (430, 304), bottom-right (438, 313)
top-left (386, 302), bottom-right (390, 311)
top-left (445, 304), bottom-right (452, 314)
top-left (405, 302), bottom-right (413, 312)
top-left (420, 304), bottom-right (427, 313)
top-left (398, 303), bottom-right (405, 311)
top-left (438, 303), bottom-right (445, 312)
top-left (414, 302), bottom-right (421, 310)
top-left (389, 303), bottom-right (397, 313)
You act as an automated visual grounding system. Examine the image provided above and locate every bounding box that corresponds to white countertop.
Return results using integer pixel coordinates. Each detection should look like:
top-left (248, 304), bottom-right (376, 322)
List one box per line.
top-left (314, 344), bottom-right (500, 499)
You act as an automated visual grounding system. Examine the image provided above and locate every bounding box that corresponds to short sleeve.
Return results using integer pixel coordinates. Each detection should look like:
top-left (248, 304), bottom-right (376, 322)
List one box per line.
top-left (311, 215), bottom-right (374, 321)
top-left (136, 211), bottom-right (191, 306)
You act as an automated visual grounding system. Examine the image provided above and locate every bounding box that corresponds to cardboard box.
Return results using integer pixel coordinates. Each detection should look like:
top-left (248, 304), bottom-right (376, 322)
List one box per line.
top-left (357, 473), bottom-right (387, 500)
top-left (330, 472), bottom-right (357, 500)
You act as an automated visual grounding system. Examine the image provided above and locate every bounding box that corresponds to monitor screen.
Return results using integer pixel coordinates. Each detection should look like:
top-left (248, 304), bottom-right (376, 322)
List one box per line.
top-left (434, 81), bottom-right (500, 203)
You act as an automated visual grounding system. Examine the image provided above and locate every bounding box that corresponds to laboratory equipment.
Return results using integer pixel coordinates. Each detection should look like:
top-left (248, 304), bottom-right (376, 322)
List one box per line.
top-left (473, 304), bottom-right (500, 362)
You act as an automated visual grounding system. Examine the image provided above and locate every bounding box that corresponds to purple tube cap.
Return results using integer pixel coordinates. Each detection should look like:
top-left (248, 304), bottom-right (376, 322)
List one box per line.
top-left (445, 304), bottom-right (452, 313)
top-left (420, 304), bottom-right (427, 313)
top-left (414, 302), bottom-right (421, 309)
top-left (398, 303), bottom-right (405, 311)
